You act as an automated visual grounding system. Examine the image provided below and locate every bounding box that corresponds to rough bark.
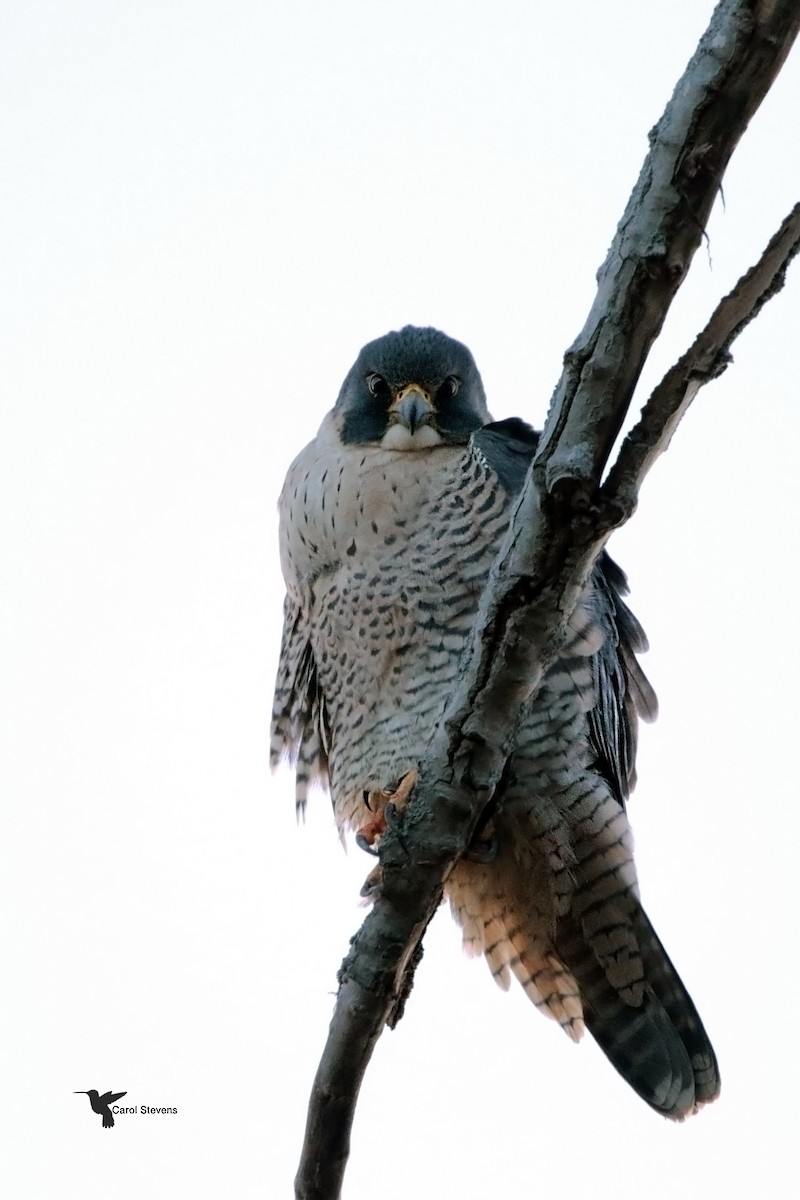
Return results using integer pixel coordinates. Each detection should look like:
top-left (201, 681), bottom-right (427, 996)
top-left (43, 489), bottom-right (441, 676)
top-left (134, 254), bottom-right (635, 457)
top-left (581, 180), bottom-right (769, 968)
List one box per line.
top-left (295, 3), bottom-right (800, 1197)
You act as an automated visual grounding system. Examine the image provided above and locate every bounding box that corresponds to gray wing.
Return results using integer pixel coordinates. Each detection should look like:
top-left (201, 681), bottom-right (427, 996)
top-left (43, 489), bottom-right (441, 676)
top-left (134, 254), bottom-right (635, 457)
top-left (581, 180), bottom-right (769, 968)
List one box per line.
top-left (589, 555), bottom-right (658, 804)
top-left (471, 417), bottom-right (657, 806)
top-left (449, 422), bottom-right (717, 1119)
top-left (270, 592), bottom-right (330, 818)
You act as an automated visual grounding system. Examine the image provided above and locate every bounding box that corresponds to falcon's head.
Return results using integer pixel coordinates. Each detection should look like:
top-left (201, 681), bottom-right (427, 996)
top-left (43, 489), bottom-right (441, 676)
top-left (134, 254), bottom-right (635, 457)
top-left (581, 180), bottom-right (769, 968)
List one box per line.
top-left (334, 326), bottom-right (491, 450)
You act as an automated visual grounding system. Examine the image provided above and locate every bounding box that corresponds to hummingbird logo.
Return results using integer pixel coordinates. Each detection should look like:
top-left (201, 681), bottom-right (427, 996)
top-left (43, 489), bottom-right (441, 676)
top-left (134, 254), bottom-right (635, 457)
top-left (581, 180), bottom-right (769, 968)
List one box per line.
top-left (75, 1089), bottom-right (127, 1128)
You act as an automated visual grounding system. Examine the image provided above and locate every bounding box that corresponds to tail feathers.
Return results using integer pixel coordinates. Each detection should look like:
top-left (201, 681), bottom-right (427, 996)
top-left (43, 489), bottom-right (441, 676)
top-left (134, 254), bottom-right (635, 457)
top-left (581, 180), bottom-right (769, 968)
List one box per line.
top-left (481, 915), bottom-right (514, 991)
top-left (556, 906), bottom-right (720, 1119)
top-left (507, 948), bottom-right (584, 1042)
top-left (483, 924), bottom-right (585, 1041)
top-left (447, 864), bottom-right (719, 1119)
top-left (447, 878), bottom-right (584, 1036)
top-left (632, 907), bottom-right (721, 1107)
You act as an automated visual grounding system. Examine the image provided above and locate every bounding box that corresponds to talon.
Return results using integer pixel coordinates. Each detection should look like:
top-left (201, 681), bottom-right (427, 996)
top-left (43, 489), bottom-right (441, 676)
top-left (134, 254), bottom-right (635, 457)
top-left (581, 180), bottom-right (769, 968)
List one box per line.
top-left (355, 809), bottom-right (387, 855)
top-left (356, 769), bottom-right (418, 857)
top-left (387, 767), bottom-right (418, 811)
top-left (384, 800), bottom-right (400, 829)
top-left (355, 831), bottom-right (381, 857)
top-left (360, 864), bottom-right (383, 900)
top-left (466, 835), bottom-right (499, 864)
top-left (466, 816), bottom-right (499, 863)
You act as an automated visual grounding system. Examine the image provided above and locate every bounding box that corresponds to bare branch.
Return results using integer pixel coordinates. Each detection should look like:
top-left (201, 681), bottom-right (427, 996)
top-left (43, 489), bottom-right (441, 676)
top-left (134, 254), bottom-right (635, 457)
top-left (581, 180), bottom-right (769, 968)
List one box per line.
top-left (295, 4), bottom-right (800, 1197)
top-left (605, 202), bottom-right (800, 509)
top-left (295, 979), bottom-right (393, 1200)
top-left (536, 0), bottom-right (800, 499)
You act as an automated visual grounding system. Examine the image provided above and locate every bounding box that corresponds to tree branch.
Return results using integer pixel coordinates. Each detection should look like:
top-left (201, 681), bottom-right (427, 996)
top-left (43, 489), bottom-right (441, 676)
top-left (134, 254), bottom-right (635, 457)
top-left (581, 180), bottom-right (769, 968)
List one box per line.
top-left (295, 3), bottom-right (800, 1197)
top-left (535, 0), bottom-right (800, 499)
top-left (604, 202), bottom-right (800, 509)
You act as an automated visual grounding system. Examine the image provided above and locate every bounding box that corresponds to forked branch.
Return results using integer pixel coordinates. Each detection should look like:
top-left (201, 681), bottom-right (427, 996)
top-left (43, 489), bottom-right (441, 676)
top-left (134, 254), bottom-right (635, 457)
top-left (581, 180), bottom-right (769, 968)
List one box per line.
top-left (605, 202), bottom-right (800, 508)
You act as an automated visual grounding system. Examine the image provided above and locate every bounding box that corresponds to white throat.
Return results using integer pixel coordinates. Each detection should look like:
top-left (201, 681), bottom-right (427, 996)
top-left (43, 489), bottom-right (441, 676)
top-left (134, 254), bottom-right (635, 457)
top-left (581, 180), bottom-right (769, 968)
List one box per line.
top-left (380, 424), bottom-right (443, 451)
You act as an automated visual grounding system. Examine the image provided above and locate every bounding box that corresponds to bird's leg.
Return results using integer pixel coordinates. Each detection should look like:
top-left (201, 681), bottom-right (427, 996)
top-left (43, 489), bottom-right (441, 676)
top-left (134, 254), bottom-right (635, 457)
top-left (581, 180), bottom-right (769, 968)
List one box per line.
top-left (465, 762), bottom-right (512, 863)
top-left (355, 768), bottom-right (418, 856)
top-left (355, 804), bottom-right (387, 856)
top-left (382, 766), bottom-right (418, 831)
top-left (466, 815), bottom-right (499, 864)
top-left (359, 863), bottom-right (383, 901)
top-left (355, 769), bottom-right (419, 900)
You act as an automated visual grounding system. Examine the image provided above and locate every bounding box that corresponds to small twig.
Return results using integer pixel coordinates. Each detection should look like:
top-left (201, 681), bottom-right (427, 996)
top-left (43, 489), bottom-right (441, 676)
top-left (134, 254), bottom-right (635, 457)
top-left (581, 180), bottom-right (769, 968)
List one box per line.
top-left (535, 0), bottom-right (800, 497)
top-left (605, 203), bottom-right (800, 509)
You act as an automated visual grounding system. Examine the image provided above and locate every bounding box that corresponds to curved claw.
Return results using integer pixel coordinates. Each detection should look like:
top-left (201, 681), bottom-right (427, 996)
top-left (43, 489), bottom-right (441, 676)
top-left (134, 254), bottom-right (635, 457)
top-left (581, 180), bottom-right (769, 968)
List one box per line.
top-left (465, 834), bottom-right (499, 864)
top-left (355, 806), bottom-right (390, 855)
top-left (360, 864), bottom-right (383, 900)
top-left (384, 800), bottom-right (401, 830)
top-left (355, 831), bottom-right (381, 857)
top-left (466, 813), bottom-right (499, 863)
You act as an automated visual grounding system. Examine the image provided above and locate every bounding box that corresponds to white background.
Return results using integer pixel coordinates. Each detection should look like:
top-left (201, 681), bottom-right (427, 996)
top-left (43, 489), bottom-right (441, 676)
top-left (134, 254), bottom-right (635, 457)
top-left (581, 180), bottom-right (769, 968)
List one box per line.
top-left (2, 2), bottom-right (798, 1197)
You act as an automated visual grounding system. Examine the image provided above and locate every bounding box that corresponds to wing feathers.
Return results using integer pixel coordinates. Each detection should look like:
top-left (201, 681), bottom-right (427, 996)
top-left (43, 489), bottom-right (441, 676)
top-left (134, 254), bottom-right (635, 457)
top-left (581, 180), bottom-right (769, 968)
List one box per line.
top-left (270, 595), bottom-right (330, 816)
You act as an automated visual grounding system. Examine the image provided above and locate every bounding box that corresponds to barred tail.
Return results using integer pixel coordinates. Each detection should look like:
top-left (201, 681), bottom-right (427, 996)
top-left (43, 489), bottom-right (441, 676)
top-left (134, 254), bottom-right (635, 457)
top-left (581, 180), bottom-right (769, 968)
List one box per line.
top-left (555, 902), bottom-right (720, 1119)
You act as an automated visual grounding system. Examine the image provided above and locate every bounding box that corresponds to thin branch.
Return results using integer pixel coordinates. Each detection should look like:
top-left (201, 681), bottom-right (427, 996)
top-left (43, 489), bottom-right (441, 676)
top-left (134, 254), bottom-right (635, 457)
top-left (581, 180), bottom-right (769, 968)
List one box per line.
top-left (295, 4), bottom-right (800, 1197)
top-left (535, 0), bottom-right (800, 499)
top-left (605, 202), bottom-right (800, 508)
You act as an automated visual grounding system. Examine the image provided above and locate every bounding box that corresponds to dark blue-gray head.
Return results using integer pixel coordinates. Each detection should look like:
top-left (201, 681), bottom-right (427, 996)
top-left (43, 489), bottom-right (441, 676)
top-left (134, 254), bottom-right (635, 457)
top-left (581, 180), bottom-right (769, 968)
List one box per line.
top-left (334, 326), bottom-right (491, 450)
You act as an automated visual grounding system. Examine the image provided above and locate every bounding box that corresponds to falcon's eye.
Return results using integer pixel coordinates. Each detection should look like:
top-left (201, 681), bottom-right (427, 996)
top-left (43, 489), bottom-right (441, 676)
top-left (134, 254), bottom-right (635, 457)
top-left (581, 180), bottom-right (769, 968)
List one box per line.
top-left (437, 376), bottom-right (460, 403)
top-left (366, 373), bottom-right (391, 402)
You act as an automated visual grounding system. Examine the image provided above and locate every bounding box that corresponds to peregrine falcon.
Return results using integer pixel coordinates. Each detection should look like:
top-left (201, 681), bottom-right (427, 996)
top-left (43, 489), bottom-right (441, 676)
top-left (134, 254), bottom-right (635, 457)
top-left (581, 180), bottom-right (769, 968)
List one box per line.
top-left (271, 325), bottom-right (719, 1119)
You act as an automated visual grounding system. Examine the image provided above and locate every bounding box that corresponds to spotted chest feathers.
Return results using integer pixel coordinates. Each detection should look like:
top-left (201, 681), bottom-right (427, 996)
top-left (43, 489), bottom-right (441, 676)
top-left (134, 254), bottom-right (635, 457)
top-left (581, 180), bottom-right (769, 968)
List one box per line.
top-left (279, 413), bottom-right (510, 830)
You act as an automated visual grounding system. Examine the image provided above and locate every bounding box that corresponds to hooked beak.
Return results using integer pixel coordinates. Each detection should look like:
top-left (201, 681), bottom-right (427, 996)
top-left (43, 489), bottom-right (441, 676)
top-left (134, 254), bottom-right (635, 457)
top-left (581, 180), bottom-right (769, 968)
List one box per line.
top-left (390, 385), bottom-right (435, 434)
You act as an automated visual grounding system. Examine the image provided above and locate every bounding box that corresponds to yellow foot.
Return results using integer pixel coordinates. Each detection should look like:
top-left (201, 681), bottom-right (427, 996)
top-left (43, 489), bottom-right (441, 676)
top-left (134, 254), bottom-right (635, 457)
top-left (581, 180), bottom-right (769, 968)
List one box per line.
top-left (355, 768), bottom-right (419, 855)
top-left (355, 812), bottom-right (387, 854)
top-left (385, 767), bottom-right (418, 813)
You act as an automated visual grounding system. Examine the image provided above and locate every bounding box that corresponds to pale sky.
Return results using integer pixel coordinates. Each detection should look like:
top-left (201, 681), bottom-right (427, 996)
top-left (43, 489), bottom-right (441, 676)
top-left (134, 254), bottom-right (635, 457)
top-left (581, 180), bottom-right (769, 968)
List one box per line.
top-left (2, 3), bottom-right (799, 1197)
